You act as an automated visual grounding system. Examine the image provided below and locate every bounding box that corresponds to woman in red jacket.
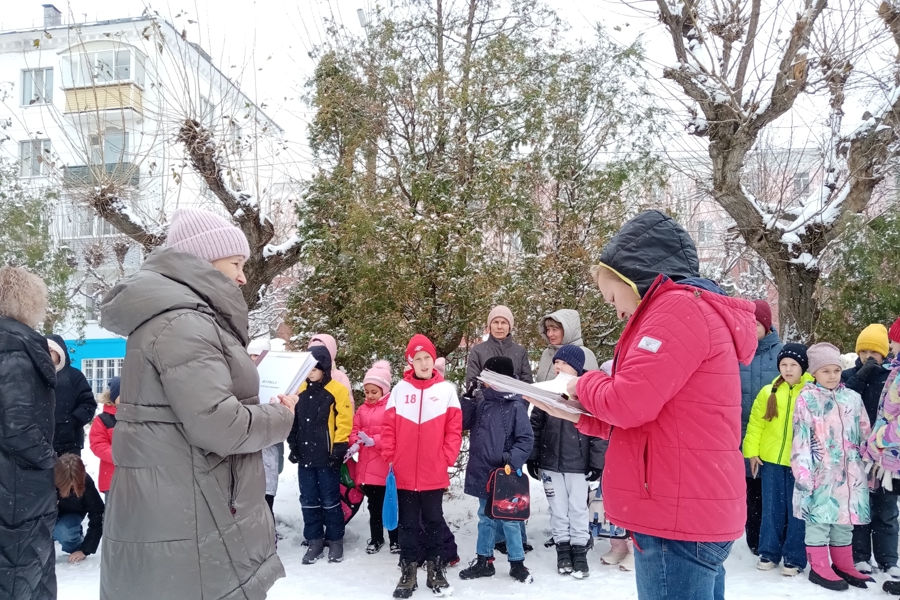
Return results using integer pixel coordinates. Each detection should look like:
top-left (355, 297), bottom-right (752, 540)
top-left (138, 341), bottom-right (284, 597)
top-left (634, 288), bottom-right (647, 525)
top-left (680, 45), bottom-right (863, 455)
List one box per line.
top-left (528, 211), bottom-right (757, 600)
top-left (381, 335), bottom-right (462, 598)
top-left (89, 376), bottom-right (120, 494)
top-left (351, 360), bottom-right (398, 554)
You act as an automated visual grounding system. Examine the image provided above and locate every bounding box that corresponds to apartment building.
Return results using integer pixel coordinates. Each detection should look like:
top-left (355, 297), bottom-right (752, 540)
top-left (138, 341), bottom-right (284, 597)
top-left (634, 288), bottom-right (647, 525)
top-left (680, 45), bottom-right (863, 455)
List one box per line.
top-left (0, 5), bottom-right (284, 390)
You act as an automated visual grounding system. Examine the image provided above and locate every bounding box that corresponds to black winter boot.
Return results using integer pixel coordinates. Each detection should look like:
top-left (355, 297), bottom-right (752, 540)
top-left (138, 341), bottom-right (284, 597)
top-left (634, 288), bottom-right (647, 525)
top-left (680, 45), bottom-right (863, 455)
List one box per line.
top-left (327, 539), bottom-right (344, 563)
top-left (885, 580), bottom-right (900, 595)
top-left (556, 541), bottom-right (573, 575)
top-left (509, 560), bottom-right (534, 584)
top-left (571, 544), bottom-right (590, 579)
top-left (302, 539), bottom-right (325, 565)
top-left (393, 560), bottom-right (418, 599)
top-left (426, 558), bottom-right (453, 596)
top-left (459, 556), bottom-right (495, 580)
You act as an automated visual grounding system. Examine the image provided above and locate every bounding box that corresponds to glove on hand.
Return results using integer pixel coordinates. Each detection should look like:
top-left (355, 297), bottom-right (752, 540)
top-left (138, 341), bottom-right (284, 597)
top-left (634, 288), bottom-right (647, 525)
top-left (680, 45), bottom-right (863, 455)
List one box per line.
top-left (288, 450), bottom-right (299, 464)
top-left (359, 431), bottom-right (375, 447)
top-left (329, 442), bottom-right (349, 469)
top-left (586, 468), bottom-right (603, 482)
top-left (345, 441), bottom-right (361, 462)
top-left (867, 462), bottom-right (895, 492)
top-left (526, 460), bottom-right (541, 481)
top-left (856, 358), bottom-right (882, 383)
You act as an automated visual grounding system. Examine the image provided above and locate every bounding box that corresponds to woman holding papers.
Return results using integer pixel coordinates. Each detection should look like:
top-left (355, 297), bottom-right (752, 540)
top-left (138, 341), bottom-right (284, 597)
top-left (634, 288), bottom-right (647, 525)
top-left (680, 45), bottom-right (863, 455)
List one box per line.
top-left (525, 210), bottom-right (757, 600)
top-left (97, 208), bottom-right (297, 600)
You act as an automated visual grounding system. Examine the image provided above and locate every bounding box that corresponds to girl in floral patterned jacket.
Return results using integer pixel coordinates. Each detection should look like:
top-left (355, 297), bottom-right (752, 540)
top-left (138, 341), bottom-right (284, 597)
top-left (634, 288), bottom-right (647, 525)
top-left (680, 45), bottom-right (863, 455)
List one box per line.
top-left (792, 343), bottom-right (873, 592)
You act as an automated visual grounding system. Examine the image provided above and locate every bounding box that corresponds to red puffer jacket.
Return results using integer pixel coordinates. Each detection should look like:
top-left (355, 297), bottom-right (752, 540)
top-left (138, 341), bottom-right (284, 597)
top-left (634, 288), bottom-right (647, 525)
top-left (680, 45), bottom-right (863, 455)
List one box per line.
top-left (351, 395), bottom-right (390, 486)
top-left (575, 275), bottom-right (757, 542)
top-left (89, 404), bottom-right (117, 493)
top-left (381, 370), bottom-right (462, 491)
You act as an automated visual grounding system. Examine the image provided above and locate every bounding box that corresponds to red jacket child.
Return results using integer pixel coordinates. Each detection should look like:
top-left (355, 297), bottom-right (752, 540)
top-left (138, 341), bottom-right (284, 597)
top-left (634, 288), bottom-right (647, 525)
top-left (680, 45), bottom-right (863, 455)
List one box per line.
top-left (89, 377), bottom-right (120, 493)
top-left (381, 335), bottom-right (462, 491)
top-left (350, 361), bottom-right (393, 486)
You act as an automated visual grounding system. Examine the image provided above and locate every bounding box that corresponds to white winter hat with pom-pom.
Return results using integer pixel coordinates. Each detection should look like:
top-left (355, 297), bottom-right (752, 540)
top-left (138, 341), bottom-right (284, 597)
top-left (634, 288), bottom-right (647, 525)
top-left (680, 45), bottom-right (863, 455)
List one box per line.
top-left (363, 360), bottom-right (393, 396)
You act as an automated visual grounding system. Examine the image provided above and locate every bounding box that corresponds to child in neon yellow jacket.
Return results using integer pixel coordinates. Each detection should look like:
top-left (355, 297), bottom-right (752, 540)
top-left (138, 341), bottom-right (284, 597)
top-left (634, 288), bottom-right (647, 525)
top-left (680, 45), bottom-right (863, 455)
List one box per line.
top-left (743, 343), bottom-right (813, 575)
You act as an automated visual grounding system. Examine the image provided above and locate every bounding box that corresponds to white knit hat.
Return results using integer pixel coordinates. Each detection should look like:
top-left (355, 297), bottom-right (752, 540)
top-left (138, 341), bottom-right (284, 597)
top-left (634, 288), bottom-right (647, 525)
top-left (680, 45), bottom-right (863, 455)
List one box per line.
top-left (247, 338), bottom-right (271, 356)
top-left (46, 338), bottom-right (66, 372)
top-left (166, 208), bottom-right (250, 262)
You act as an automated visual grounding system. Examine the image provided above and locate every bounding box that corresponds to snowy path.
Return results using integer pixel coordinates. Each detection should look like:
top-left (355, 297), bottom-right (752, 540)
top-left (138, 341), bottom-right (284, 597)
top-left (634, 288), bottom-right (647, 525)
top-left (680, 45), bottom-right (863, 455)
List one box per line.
top-left (60, 452), bottom-right (890, 599)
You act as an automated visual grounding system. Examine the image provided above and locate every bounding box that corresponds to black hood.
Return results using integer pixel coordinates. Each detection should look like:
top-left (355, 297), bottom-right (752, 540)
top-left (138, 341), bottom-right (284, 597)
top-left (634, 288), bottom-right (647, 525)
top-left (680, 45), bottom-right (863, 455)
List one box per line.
top-left (309, 345), bottom-right (333, 374)
top-left (598, 210), bottom-right (700, 297)
top-left (48, 333), bottom-right (71, 368)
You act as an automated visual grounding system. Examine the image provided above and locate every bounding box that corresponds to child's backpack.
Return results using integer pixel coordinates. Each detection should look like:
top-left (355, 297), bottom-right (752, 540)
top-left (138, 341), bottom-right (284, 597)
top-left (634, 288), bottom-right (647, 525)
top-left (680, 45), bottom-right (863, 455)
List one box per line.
top-left (97, 412), bottom-right (117, 429)
top-left (340, 457), bottom-right (364, 523)
top-left (588, 483), bottom-right (627, 539)
top-left (486, 466), bottom-right (530, 521)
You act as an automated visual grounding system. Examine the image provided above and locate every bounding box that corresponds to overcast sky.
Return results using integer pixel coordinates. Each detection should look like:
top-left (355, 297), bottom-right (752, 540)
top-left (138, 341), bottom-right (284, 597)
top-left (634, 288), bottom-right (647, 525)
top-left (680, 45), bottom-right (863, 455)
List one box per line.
top-left (1, 1), bottom-right (676, 164)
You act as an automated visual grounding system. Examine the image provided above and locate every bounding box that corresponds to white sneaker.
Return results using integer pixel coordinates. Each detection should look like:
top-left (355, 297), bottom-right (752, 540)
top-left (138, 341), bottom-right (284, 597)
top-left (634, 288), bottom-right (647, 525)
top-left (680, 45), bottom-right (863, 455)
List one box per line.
top-left (886, 565), bottom-right (900, 579)
top-left (856, 561), bottom-right (874, 574)
top-left (600, 549), bottom-right (628, 566)
top-left (781, 564), bottom-right (801, 577)
top-left (757, 558), bottom-right (777, 571)
top-left (618, 552), bottom-right (635, 572)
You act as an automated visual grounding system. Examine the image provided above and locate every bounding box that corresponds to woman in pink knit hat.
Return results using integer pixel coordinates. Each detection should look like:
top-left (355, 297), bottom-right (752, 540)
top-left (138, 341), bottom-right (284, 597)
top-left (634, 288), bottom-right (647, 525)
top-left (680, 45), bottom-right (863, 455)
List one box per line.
top-left (464, 305), bottom-right (533, 390)
top-left (350, 360), bottom-right (398, 554)
top-left (98, 207), bottom-right (297, 600)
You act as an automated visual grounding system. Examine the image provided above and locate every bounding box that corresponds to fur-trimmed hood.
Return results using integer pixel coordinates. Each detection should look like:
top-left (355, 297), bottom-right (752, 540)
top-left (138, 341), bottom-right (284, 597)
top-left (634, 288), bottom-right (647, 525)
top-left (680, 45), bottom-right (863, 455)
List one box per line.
top-left (0, 266), bottom-right (48, 329)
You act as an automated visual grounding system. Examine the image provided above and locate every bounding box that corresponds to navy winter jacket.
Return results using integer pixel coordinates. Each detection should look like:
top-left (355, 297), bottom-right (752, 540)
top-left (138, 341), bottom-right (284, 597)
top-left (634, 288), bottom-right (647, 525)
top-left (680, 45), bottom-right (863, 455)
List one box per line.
top-left (842, 358), bottom-right (892, 425)
top-left (738, 330), bottom-right (782, 477)
top-left (461, 388), bottom-right (533, 499)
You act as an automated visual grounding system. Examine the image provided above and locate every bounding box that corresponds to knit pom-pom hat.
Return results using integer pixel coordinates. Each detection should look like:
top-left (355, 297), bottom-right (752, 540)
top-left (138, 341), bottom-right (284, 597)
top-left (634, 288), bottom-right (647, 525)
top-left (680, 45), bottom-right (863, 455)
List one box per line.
top-left (166, 207), bottom-right (250, 263)
top-left (363, 360), bottom-right (392, 396)
top-left (553, 344), bottom-right (586, 376)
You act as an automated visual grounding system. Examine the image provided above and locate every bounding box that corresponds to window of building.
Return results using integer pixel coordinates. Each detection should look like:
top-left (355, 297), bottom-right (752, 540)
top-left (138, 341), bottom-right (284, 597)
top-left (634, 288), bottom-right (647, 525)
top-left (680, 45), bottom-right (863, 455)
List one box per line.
top-left (22, 68), bottom-right (54, 105)
top-left (62, 205), bottom-right (117, 239)
top-left (794, 172), bottom-right (810, 196)
top-left (61, 47), bottom-right (145, 88)
top-left (81, 358), bottom-right (123, 394)
top-left (90, 130), bottom-right (129, 165)
top-left (19, 139), bottom-right (51, 177)
top-left (698, 220), bottom-right (714, 244)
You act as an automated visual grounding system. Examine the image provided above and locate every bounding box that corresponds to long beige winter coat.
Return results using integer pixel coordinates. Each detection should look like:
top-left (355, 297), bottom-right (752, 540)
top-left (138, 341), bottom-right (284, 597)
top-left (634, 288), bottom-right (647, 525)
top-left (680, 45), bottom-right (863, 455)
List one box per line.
top-left (98, 248), bottom-right (294, 600)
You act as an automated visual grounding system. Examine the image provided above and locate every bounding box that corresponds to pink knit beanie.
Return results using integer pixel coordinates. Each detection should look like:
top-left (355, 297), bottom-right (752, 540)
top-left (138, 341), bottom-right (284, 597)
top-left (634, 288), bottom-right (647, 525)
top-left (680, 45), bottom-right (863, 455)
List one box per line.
top-left (166, 208), bottom-right (250, 262)
top-left (487, 305), bottom-right (514, 331)
top-left (807, 342), bottom-right (842, 375)
top-left (363, 360), bottom-right (392, 396)
top-left (434, 357), bottom-right (446, 377)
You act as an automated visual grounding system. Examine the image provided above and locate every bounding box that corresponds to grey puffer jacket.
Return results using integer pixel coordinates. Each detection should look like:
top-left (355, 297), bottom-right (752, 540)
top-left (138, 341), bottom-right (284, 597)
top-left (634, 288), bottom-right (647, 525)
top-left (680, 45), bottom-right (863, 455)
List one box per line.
top-left (534, 309), bottom-right (600, 383)
top-left (465, 334), bottom-right (533, 389)
top-left (98, 248), bottom-right (294, 600)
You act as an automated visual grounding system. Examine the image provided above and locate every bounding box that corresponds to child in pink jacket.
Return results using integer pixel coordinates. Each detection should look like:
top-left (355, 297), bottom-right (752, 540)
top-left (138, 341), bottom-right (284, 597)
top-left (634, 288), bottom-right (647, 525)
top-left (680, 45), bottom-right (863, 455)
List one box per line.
top-left (350, 360), bottom-right (398, 554)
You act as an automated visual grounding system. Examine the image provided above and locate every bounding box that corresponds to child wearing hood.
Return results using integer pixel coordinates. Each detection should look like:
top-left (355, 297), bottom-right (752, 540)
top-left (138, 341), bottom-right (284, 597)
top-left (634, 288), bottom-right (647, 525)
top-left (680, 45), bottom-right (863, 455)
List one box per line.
top-left (350, 360), bottom-right (398, 554)
top-left (792, 343), bottom-right (872, 591)
top-left (459, 356), bottom-right (535, 584)
top-left (308, 333), bottom-right (353, 394)
top-left (287, 345), bottom-right (354, 565)
top-left (382, 335), bottom-right (462, 598)
top-left (535, 310), bottom-right (599, 383)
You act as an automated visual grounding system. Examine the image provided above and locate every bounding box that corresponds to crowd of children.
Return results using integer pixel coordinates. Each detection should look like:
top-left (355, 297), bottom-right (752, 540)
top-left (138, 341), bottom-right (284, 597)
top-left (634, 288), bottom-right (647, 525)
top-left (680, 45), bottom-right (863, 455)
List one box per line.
top-left (46, 304), bottom-right (900, 598)
top-left (741, 317), bottom-right (900, 594)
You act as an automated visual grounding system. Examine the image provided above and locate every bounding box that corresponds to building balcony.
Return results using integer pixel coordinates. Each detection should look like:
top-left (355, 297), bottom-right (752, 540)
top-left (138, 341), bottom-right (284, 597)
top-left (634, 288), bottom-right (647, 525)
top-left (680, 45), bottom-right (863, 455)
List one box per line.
top-left (63, 163), bottom-right (140, 187)
top-left (64, 83), bottom-right (143, 115)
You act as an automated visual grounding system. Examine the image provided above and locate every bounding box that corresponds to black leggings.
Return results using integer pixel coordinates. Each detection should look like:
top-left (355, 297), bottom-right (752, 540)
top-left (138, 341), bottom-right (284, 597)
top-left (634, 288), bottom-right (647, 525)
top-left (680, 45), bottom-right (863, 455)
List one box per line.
top-left (398, 489), bottom-right (444, 563)
top-left (361, 484), bottom-right (398, 545)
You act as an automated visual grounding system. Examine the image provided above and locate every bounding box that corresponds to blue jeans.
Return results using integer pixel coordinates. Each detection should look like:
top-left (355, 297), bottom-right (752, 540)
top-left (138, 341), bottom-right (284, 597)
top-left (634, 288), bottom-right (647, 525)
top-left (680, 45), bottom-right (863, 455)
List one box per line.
top-left (54, 513), bottom-right (84, 554)
top-left (477, 498), bottom-right (524, 561)
top-left (759, 462), bottom-right (807, 568)
top-left (633, 533), bottom-right (731, 600)
top-left (494, 519), bottom-right (527, 546)
top-left (297, 466), bottom-right (344, 542)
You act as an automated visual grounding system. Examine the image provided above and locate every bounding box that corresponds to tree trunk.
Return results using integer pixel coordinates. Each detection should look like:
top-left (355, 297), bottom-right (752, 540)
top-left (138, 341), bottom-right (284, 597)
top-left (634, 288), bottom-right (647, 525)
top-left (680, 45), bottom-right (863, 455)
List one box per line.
top-left (770, 261), bottom-right (820, 344)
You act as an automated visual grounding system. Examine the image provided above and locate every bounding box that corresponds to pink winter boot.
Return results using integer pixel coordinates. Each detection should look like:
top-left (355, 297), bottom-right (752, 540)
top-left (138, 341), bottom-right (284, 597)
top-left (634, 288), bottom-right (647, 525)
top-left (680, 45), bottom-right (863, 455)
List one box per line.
top-left (830, 545), bottom-right (875, 589)
top-left (807, 546), bottom-right (849, 591)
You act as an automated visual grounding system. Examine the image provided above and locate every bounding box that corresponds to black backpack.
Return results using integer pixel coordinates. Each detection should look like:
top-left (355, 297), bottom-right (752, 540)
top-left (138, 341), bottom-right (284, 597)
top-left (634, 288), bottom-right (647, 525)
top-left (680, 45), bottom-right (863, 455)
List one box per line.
top-left (97, 412), bottom-right (117, 429)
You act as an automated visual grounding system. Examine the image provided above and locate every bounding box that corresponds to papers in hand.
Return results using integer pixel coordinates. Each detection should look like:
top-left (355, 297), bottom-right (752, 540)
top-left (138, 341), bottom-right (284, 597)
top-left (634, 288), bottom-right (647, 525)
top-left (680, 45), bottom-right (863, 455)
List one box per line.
top-left (477, 371), bottom-right (589, 415)
top-left (254, 351), bottom-right (317, 404)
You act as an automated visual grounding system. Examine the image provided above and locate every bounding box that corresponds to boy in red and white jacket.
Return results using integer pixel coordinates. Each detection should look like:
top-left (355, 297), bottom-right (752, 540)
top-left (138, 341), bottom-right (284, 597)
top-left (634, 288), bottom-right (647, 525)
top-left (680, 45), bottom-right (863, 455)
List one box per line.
top-left (382, 335), bottom-right (462, 598)
top-left (89, 376), bottom-right (120, 494)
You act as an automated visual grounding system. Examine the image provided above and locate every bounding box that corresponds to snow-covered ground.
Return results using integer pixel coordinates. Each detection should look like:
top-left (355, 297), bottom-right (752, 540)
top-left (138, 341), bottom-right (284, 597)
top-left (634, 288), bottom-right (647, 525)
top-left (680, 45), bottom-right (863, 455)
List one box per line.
top-left (60, 449), bottom-right (894, 599)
